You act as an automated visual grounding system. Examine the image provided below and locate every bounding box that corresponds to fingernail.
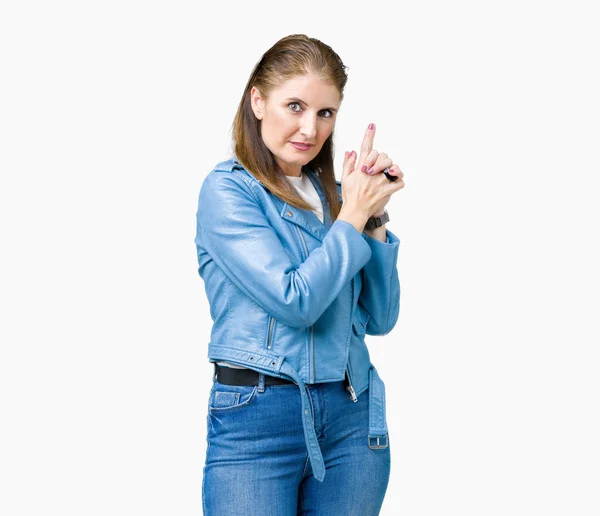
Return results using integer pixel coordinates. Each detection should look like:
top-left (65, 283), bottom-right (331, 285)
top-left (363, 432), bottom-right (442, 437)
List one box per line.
top-left (368, 123), bottom-right (374, 130)
top-left (367, 167), bottom-right (375, 174)
top-left (361, 165), bottom-right (368, 172)
top-left (344, 151), bottom-right (349, 158)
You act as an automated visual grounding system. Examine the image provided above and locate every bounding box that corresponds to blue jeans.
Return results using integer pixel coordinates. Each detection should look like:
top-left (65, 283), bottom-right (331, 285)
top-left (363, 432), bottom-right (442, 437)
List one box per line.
top-left (202, 376), bottom-right (391, 515)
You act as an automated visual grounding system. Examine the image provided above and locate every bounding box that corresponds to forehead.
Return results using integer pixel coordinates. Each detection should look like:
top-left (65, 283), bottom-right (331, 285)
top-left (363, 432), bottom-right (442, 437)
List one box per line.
top-left (271, 74), bottom-right (340, 106)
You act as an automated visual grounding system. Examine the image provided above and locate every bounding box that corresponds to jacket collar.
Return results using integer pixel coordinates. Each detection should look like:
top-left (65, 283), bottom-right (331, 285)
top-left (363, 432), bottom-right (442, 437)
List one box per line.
top-left (231, 156), bottom-right (333, 241)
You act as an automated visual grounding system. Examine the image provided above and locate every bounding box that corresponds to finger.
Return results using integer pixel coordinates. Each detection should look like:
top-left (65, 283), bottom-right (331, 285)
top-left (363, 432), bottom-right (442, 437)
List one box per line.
top-left (382, 179), bottom-right (405, 196)
top-left (342, 150), bottom-right (357, 180)
top-left (390, 177), bottom-right (405, 190)
top-left (367, 155), bottom-right (393, 175)
top-left (374, 152), bottom-right (389, 166)
top-left (349, 150), bottom-right (357, 173)
top-left (357, 123), bottom-right (376, 169)
top-left (343, 150), bottom-right (350, 168)
top-left (341, 151), bottom-right (349, 181)
top-left (360, 150), bottom-right (380, 173)
top-left (387, 165), bottom-right (404, 180)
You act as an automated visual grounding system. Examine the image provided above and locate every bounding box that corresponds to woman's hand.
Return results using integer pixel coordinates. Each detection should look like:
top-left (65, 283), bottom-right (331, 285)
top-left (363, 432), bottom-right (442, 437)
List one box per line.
top-left (342, 123), bottom-right (405, 217)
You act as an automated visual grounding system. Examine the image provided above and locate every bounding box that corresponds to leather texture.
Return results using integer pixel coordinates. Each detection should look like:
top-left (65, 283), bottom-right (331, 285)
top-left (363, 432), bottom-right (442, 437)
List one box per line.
top-left (195, 157), bottom-right (401, 481)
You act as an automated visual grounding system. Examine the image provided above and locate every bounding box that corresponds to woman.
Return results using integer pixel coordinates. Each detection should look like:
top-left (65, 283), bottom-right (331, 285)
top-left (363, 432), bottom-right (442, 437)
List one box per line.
top-left (195, 34), bottom-right (405, 515)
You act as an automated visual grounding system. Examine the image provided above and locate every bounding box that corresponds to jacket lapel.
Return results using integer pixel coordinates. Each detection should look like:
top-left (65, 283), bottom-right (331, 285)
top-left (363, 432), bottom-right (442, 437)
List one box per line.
top-left (280, 202), bottom-right (329, 241)
top-left (232, 157), bottom-right (334, 240)
top-left (280, 167), bottom-right (333, 241)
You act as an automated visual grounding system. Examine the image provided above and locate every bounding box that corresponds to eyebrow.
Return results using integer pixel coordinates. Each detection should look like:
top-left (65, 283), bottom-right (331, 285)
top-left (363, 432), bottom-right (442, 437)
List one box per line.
top-left (285, 97), bottom-right (339, 113)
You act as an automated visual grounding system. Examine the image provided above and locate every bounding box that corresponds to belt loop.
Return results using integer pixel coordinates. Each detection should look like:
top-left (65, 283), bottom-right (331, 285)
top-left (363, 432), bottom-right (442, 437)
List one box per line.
top-left (257, 373), bottom-right (266, 393)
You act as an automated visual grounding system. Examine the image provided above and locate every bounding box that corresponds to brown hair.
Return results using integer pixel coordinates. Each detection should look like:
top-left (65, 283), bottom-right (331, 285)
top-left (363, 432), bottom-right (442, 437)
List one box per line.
top-left (231, 34), bottom-right (349, 222)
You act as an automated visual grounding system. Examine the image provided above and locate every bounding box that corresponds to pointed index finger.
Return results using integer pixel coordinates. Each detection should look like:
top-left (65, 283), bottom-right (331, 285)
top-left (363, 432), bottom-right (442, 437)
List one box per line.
top-left (358, 123), bottom-right (375, 167)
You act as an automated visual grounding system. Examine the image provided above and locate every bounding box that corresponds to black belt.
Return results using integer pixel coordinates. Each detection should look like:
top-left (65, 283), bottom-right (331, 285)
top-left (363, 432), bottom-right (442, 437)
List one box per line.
top-left (214, 364), bottom-right (296, 386)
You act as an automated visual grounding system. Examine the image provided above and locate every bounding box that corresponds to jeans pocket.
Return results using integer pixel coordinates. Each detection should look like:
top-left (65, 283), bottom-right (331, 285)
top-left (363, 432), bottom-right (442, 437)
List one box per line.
top-left (209, 382), bottom-right (258, 413)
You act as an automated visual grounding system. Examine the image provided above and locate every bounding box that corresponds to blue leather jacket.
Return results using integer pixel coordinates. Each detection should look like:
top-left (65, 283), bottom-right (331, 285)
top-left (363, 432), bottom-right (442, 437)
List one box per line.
top-left (195, 157), bottom-right (401, 482)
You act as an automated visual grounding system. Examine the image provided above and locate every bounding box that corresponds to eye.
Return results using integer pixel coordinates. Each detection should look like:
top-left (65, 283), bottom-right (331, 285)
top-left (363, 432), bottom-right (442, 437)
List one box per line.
top-left (287, 103), bottom-right (334, 119)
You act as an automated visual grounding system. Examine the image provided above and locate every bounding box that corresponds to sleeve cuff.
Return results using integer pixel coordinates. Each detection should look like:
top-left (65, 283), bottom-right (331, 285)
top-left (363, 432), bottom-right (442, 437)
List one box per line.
top-left (362, 228), bottom-right (401, 247)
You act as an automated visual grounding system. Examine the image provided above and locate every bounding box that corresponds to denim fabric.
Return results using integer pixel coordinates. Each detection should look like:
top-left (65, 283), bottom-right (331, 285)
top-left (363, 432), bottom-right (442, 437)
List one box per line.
top-left (202, 378), bottom-right (391, 515)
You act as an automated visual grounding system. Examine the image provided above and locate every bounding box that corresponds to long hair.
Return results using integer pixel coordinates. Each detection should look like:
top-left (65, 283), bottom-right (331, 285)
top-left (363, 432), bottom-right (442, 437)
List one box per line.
top-left (231, 34), bottom-right (349, 222)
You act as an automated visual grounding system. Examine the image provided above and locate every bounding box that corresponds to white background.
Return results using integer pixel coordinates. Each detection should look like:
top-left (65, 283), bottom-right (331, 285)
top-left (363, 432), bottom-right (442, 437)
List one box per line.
top-left (1, 0), bottom-right (599, 514)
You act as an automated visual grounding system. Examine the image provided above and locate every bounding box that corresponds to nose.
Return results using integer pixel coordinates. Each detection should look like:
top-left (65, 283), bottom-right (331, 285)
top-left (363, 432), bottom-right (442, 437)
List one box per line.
top-left (299, 114), bottom-right (317, 141)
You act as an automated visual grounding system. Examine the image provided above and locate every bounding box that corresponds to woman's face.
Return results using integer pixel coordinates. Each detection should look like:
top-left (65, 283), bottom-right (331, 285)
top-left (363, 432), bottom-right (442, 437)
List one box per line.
top-left (250, 73), bottom-right (340, 177)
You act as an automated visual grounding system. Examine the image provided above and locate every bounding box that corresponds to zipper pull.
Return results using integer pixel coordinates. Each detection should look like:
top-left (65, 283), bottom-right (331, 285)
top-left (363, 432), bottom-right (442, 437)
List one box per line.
top-left (346, 383), bottom-right (358, 403)
top-left (345, 371), bottom-right (358, 402)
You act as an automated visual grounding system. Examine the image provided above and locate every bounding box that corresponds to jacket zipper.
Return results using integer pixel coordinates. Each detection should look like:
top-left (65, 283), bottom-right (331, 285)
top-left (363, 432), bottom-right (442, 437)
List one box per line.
top-left (266, 316), bottom-right (275, 349)
top-left (346, 370), bottom-right (358, 403)
top-left (310, 326), bottom-right (315, 383)
top-left (297, 228), bottom-right (315, 383)
top-left (346, 276), bottom-right (357, 402)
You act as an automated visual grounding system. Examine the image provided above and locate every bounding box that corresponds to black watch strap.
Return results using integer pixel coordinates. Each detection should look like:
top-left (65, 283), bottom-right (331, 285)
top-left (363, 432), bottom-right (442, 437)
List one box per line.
top-left (364, 210), bottom-right (389, 231)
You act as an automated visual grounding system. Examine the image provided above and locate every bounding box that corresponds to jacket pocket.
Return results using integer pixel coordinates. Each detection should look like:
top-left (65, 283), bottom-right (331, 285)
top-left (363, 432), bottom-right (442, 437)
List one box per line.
top-left (352, 305), bottom-right (371, 337)
top-left (266, 316), bottom-right (276, 350)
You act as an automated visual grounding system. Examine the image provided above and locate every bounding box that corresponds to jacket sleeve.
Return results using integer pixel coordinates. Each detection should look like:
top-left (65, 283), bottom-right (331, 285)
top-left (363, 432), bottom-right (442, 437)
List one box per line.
top-left (358, 229), bottom-right (401, 336)
top-left (335, 180), bottom-right (401, 335)
top-left (195, 170), bottom-right (373, 328)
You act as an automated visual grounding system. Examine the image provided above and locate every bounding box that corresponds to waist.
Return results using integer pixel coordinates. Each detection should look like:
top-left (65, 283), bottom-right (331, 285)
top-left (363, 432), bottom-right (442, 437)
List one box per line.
top-left (214, 364), bottom-right (296, 386)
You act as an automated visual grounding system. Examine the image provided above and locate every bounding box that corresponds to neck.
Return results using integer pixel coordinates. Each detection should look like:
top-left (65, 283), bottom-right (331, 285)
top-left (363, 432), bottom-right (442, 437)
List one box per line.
top-left (284, 167), bottom-right (303, 178)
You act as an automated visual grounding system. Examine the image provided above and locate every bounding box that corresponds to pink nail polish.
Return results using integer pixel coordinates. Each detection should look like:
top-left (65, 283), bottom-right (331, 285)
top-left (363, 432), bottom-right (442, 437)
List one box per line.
top-left (368, 123), bottom-right (374, 130)
top-left (361, 165), bottom-right (367, 172)
top-left (367, 167), bottom-right (375, 174)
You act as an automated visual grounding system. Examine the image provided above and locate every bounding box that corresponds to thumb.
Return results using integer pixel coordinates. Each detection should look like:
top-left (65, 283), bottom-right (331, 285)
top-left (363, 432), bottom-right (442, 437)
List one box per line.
top-left (341, 150), bottom-right (356, 181)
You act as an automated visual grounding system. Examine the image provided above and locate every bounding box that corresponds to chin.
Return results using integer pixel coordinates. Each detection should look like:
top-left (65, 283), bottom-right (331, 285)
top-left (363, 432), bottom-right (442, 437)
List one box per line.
top-left (274, 147), bottom-right (317, 172)
top-left (284, 152), bottom-right (310, 166)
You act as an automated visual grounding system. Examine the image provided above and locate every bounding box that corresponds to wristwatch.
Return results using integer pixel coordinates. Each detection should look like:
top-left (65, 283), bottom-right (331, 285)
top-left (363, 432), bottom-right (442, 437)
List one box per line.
top-left (364, 210), bottom-right (390, 231)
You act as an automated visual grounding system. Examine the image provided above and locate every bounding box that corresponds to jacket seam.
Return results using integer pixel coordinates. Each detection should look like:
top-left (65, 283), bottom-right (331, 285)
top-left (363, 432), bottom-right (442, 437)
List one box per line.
top-left (200, 172), bottom-right (290, 325)
top-left (228, 167), bottom-right (265, 205)
top-left (384, 240), bottom-right (400, 332)
top-left (215, 167), bottom-right (260, 200)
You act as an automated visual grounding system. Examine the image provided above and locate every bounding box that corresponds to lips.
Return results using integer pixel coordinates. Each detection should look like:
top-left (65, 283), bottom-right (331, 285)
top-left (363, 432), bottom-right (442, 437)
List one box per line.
top-left (290, 142), bottom-right (313, 151)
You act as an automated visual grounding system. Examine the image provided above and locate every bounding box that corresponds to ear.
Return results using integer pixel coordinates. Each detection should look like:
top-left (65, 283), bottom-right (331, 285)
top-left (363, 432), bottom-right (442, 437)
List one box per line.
top-left (250, 86), bottom-right (264, 120)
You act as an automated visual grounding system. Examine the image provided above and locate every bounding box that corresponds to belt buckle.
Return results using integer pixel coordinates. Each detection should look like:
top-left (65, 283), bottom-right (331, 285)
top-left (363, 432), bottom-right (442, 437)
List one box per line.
top-left (368, 434), bottom-right (388, 449)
